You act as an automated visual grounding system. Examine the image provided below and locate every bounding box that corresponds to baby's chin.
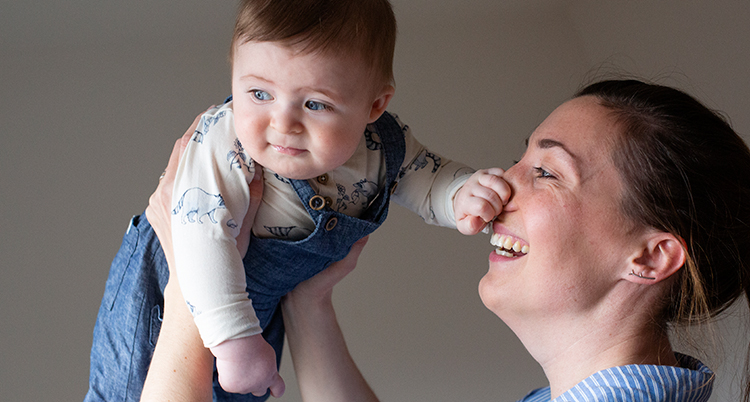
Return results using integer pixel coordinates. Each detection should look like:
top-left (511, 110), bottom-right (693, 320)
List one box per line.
top-left (263, 164), bottom-right (323, 181)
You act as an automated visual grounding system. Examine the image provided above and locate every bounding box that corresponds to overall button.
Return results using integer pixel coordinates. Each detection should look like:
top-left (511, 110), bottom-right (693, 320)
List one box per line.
top-left (324, 196), bottom-right (332, 208)
top-left (316, 174), bottom-right (329, 185)
top-left (325, 217), bottom-right (338, 231)
top-left (309, 195), bottom-right (326, 210)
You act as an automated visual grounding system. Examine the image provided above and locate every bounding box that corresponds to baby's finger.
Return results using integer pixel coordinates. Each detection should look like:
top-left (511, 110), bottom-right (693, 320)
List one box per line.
top-left (473, 196), bottom-right (502, 223)
top-left (483, 167), bottom-right (506, 176)
top-left (456, 214), bottom-right (490, 235)
top-left (476, 169), bottom-right (511, 205)
top-left (268, 373), bottom-right (286, 398)
top-left (478, 184), bottom-right (506, 215)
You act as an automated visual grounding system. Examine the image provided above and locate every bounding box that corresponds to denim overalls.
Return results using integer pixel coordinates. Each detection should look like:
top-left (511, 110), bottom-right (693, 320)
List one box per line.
top-left (85, 112), bottom-right (405, 402)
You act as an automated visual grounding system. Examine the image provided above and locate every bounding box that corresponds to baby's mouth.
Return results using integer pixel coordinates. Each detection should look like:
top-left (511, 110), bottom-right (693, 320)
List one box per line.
top-left (490, 233), bottom-right (529, 257)
top-left (272, 145), bottom-right (305, 156)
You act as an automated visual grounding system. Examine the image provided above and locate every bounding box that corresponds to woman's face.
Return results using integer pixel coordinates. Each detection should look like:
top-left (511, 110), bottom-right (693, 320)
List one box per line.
top-left (479, 96), bottom-right (643, 324)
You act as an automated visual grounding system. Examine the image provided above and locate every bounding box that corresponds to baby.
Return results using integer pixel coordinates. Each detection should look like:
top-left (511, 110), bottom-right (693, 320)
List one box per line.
top-left (162, 0), bottom-right (507, 398)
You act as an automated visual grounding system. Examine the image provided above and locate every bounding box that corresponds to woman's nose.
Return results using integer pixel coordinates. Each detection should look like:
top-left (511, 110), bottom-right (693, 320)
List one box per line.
top-left (270, 105), bottom-right (303, 134)
top-left (500, 164), bottom-right (520, 212)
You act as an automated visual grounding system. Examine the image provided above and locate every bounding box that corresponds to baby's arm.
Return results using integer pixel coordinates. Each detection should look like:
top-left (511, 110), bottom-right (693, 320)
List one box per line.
top-left (171, 105), bottom-right (282, 395)
top-left (452, 168), bottom-right (510, 235)
top-left (143, 116), bottom-right (284, 399)
top-left (389, 115), bottom-right (509, 230)
top-left (208, 165), bottom-right (283, 397)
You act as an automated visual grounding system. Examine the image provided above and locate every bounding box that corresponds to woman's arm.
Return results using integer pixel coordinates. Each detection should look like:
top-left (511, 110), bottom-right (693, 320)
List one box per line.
top-left (141, 119), bottom-right (216, 402)
top-left (140, 261), bottom-right (215, 401)
top-left (281, 237), bottom-right (380, 402)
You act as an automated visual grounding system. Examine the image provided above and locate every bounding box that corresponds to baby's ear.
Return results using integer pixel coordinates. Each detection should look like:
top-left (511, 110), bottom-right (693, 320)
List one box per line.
top-left (626, 232), bottom-right (686, 284)
top-left (368, 84), bottom-right (395, 123)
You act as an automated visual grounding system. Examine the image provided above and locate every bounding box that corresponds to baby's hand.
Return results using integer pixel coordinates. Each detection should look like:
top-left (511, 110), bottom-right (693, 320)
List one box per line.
top-left (453, 168), bottom-right (510, 235)
top-left (211, 334), bottom-right (285, 397)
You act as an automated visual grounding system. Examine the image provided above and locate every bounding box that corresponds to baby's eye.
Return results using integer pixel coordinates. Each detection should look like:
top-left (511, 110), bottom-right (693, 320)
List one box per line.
top-left (251, 90), bottom-right (273, 101)
top-left (305, 100), bottom-right (331, 111)
top-left (533, 166), bottom-right (555, 179)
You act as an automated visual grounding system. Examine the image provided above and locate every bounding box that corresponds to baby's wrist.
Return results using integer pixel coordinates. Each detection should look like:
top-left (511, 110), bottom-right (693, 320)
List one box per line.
top-left (210, 335), bottom-right (259, 361)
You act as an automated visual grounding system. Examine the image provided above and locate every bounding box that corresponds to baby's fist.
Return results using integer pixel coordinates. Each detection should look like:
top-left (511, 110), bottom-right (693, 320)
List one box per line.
top-left (212, 334), bottom-right (285, 397)
top-left (453, 168), bottom-right (510, 235)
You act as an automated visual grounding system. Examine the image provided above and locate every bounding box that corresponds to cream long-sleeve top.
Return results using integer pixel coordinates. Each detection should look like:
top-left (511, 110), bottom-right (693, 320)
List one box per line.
top-left (171, 102), bottom-right (475, 347)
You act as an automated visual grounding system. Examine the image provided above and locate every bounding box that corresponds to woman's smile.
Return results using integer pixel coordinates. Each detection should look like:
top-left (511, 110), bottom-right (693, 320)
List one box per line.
top-left (490, 231), bottom-right (529, 258)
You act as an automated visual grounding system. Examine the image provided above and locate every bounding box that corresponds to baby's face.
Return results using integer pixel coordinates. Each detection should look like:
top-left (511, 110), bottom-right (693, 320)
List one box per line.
top-left (231, 40), bottom-right (386, 180)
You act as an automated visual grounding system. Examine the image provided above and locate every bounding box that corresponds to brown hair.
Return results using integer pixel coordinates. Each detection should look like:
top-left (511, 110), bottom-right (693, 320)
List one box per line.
top-left (230, 0), bottom-right (397, 86)
top-left (577, 79), bottom-right (750, 401)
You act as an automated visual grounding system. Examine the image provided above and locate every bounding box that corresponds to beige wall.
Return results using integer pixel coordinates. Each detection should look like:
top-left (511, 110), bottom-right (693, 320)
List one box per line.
top-left (1, 1), bottom-right (748, 401)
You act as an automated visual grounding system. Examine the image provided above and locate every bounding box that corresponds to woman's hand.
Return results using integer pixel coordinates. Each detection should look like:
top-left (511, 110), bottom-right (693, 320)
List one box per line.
top-left (145, 111), bottom-right (262, 261)
top-left (144, 114), bottom-right (198, 264)
top-left (282, 237), bottom-right (379, 402)
top-left (285, 236), bottom-right (368, 307)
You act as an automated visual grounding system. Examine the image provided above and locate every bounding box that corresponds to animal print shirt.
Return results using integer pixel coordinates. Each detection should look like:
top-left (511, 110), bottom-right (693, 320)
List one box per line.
top-left (171, 102), bottom-right (475, 347)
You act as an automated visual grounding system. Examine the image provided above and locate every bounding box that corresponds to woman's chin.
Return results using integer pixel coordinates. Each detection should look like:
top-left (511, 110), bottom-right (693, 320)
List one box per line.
top-left (478, 272), bottom-right (507, 315)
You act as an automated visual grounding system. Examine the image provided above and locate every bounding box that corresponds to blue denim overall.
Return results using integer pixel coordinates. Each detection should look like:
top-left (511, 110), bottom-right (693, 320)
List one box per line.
top-left (85, 111), bottom-right (405, 402)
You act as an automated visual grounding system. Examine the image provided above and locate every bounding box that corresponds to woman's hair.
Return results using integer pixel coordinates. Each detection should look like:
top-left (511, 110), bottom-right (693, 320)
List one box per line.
top-left (576, 79), bottom-right (750, 401)
top-left (230, 0), bottom-right (397, 86)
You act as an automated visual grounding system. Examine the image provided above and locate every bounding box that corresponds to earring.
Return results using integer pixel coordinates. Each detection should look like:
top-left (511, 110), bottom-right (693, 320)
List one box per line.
top-left (629, 269), bottom-right (656, 280)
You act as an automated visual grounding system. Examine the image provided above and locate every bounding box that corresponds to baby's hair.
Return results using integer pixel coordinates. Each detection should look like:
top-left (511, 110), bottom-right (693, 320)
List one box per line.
top-left (230, 0), bottom-right (397, 86)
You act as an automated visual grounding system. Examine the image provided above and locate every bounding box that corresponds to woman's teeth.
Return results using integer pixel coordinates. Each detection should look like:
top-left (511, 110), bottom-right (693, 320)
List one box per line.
top-left (490, 233), bottom-right (529, 257)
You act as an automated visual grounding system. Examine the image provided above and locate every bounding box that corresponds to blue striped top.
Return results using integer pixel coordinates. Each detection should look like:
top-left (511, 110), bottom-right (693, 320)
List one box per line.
top-left (518, 354), bottom-right (714, 402)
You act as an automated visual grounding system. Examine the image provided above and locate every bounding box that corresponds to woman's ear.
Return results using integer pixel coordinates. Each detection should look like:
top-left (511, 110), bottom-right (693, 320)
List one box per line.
top-left (368, 84), bottom-right (395, 123)
top-left (626, 233), bottom-right (686, 284)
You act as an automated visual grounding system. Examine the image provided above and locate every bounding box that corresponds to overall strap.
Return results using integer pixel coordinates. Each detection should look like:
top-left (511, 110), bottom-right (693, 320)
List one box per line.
top-left (359, 111), bottom-right (406, 223)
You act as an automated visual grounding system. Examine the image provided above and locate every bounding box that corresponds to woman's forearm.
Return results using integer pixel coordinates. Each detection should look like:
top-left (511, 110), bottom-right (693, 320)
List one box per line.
top-left (282, 291), bottom-right (379, 402)
top-left (140, 277), bottom-right (214, 402)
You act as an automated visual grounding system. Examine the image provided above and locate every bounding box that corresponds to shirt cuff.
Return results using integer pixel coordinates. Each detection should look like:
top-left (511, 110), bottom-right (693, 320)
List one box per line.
top-left (193, 299), bottom-right (262, 348)
top-left (444, 173), bottom-right (473, 226)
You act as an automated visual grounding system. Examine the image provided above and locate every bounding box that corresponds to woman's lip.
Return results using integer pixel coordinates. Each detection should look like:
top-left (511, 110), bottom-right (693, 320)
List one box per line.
top-left (272, 145), bottom-right (306, 156)
top-left (489, 249), bottom-right (519, 263)
top-left (491, 221), bottom-right (512, 236)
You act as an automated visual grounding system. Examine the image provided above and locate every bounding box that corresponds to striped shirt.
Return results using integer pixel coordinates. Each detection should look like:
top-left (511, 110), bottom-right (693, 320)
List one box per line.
top-left (519, 354), bottom-right (713, 402)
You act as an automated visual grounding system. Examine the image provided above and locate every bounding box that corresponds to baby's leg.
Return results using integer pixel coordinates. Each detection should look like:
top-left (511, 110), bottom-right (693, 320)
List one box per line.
top-left (84, 214), bottom-right (169, 402)
top-left (85, 214), bottom-right (279, 402)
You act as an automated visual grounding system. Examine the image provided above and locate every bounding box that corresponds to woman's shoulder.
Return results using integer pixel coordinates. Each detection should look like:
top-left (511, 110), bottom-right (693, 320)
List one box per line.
top-left (517, 387), bottom-right (550, 402)
top-left (518, 354), bottom-right (713, 402)
top-left (553, 354), bottom-right (713, 401)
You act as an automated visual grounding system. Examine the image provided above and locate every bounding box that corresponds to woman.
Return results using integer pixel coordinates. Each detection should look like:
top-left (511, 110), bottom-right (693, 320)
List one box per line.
top-left (143, 79), bottom-right (750, 401)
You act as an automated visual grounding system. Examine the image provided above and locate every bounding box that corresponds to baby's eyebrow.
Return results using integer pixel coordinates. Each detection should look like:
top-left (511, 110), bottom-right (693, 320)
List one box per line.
top-left (240, 73), bottom-right (272, 83)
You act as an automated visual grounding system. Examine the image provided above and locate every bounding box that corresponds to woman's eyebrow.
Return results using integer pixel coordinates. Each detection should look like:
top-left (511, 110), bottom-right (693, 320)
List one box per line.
top-left (536, 138), bottom-right (579, 162)
top-left (533, 137), bottom-right (583, 179)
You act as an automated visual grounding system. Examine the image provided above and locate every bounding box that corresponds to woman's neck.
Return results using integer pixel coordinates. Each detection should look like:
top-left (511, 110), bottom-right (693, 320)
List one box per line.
top-left (543, 327), bottom-right (676, 398)
top-left (508, 291), bottom-right (678, 398)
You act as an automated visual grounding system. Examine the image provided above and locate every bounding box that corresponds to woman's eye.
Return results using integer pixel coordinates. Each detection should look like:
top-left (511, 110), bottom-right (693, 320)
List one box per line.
top-left (305, 100), bottom-right (331, 111)
top-left (533, 166), bottom-right (555, 179)
top-left (251, 90), bottom-right (273, 101)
